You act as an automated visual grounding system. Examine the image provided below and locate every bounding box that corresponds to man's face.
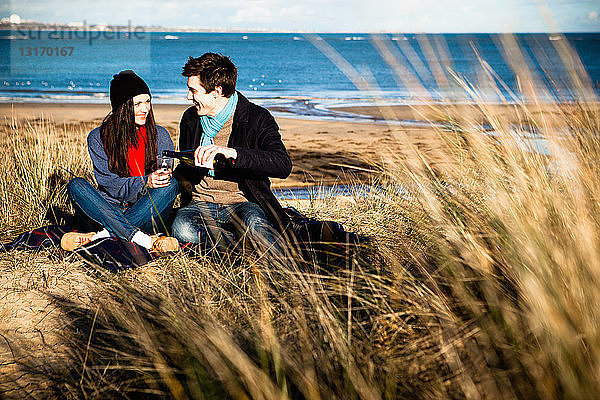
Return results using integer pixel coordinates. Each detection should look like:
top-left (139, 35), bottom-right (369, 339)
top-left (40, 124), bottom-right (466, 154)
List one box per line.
top-left (133, 93), bottom-right (151, 126)
top-left (186, 76), bottom-right (220, 116)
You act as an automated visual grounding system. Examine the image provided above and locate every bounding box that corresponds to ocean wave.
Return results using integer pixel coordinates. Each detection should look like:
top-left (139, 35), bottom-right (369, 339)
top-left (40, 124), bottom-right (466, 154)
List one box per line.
top-left (0, 88), bottom-right (105, 95)
top-left (38, 94), bottom-right (107, 100)
top-left (0, 35), bottom-right (29, 40)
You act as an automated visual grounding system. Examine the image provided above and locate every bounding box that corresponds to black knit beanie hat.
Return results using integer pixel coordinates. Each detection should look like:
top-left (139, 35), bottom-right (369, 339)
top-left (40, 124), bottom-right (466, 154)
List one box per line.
top-left (110, 70), bottom-right (150, 110)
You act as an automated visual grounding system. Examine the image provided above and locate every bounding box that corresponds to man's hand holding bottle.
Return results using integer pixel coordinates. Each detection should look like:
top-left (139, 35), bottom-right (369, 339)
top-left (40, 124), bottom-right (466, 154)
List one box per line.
top-left (194, 144), bottom-right (237, 169)
top-left (161, 146), bottom-right (236, 171)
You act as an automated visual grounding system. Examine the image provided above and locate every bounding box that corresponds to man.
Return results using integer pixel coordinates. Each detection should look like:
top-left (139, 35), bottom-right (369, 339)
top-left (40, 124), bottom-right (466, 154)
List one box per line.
top-left (172, 53), bottom-right (294, 255)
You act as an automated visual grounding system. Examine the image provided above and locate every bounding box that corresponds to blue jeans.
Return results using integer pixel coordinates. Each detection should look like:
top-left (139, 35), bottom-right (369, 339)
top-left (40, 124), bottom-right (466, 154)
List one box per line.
top-left (67, 177), bottom-right (178, 240)
top-left (172, 201), bottom-right (283, 255)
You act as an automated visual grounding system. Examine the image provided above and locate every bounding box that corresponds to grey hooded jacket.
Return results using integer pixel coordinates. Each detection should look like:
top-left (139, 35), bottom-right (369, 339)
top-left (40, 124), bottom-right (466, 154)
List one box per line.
top-left (87, 125), bottom-right (174, 207)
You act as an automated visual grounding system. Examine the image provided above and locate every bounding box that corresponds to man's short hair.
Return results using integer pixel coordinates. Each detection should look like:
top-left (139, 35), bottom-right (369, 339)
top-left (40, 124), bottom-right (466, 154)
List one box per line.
top-left (182, 53), bottom-right (237, 97)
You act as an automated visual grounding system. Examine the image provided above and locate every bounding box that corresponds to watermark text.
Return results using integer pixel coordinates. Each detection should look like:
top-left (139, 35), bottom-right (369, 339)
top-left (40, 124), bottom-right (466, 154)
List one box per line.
top-left (14, 20), bottom-right (146, 45)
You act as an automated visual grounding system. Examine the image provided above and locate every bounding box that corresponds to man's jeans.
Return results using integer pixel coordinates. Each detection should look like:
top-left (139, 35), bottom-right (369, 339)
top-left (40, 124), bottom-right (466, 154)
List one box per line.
top-left (67, 177), bottom-right (178, 240)
top-left (172, 201), bottom-right (283, 255)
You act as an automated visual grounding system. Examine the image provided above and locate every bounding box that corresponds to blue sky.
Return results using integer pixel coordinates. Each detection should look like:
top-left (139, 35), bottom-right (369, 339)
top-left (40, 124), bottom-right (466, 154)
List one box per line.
top-left (3, 0), bottom-right (599, 32)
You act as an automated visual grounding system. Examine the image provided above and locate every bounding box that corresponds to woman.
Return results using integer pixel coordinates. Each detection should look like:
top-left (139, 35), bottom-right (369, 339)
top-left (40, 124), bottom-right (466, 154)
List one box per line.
top-left (62, 70), bottom-right (179, 252)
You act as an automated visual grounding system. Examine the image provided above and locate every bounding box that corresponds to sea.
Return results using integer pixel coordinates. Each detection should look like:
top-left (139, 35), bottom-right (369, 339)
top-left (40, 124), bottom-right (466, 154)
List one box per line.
top-left (0, 31), bottom-right (599, 120)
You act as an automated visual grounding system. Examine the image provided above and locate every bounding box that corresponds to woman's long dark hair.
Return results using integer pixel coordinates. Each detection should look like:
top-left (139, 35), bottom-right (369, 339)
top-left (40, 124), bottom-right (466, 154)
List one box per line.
top-left (100, 98), bottom-right (158, 177)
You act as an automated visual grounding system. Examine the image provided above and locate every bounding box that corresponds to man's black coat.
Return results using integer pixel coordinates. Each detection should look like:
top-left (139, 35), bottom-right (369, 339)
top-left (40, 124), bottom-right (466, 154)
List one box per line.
top-left (175, 91), bottom-right (294, 234)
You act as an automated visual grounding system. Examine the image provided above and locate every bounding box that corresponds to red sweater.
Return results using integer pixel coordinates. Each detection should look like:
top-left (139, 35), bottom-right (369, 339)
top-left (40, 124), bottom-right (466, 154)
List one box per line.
top-left (127, 125), bottom-right (147, 176)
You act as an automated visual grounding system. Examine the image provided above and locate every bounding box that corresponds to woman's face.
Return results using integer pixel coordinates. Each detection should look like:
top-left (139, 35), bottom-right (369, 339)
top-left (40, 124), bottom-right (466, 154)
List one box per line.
top-left (133, 94), bottom-right (151, 126)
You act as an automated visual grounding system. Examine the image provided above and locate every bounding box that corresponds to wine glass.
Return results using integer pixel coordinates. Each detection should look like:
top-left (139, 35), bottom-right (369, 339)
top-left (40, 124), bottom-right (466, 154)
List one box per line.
top-left (156, 154), bottom-right (173, 172)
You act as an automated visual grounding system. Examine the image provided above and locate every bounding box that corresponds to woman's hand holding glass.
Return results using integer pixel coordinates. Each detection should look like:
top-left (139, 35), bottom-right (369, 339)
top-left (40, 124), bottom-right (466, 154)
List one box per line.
top-left (147, 157), bottom-right (173, 189)
top-left (147, 168), bottom-right (172, 188)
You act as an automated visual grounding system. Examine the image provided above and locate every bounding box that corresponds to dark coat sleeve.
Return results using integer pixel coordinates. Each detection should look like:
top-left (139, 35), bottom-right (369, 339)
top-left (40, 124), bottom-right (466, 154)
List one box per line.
top-left (174, 107), bottom-right (204, 203)
top-left (231, 110), bottom-right (292, 179)
top-left (178, 107), bottom-right (199, 153)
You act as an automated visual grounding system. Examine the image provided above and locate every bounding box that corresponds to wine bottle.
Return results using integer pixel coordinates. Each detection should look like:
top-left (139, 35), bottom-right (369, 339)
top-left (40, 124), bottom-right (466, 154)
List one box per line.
top-left (162, 150), bottom-right (234, 169)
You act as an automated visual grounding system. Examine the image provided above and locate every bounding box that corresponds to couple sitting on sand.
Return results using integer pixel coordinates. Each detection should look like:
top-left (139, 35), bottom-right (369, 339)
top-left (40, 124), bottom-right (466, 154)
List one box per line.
top-left (62, 53), bottom-right (292, 257)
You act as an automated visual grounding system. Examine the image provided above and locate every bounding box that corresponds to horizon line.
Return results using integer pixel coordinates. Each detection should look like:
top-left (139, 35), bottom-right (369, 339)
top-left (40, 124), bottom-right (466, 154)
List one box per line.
top-left (0, 19), bottom-right (598, 35)
top-left (1, 26), bottom-right (599, 35)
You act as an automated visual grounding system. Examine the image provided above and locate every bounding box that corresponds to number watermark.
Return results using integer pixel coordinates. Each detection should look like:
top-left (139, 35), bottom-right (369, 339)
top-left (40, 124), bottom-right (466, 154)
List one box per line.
top-left (19, 47), bottom-right (75, 56)
top-left (2, 19), bottom-right (152, 91)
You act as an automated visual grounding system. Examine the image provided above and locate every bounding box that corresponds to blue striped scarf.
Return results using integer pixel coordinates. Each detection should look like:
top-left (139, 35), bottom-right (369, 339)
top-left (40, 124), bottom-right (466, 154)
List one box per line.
top-left (199, 91), bottom-right (238, 175)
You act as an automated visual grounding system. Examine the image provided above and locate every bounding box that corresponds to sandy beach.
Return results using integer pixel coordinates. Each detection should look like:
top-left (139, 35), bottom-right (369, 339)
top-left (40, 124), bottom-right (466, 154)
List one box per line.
top-left (0, 102), bottom-right (454, 187)
top-left (2, 100), bottom-right (580, 190)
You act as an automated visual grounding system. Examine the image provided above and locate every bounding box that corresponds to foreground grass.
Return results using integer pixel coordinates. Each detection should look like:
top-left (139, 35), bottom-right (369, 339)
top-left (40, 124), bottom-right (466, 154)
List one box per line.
top-left (2, 37), bottom-right (600, 398)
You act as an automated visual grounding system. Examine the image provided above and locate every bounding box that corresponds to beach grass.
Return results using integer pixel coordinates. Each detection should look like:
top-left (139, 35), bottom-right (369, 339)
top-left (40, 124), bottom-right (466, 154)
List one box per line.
top-left (2, 34), bottom-right (600, 399)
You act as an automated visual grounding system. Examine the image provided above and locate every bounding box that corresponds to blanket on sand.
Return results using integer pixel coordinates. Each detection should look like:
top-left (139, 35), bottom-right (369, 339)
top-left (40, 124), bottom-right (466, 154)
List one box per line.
top-left (0, 208), bottom-right (361, 272)
top-left (0, 225), bottom-right (159, 272)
